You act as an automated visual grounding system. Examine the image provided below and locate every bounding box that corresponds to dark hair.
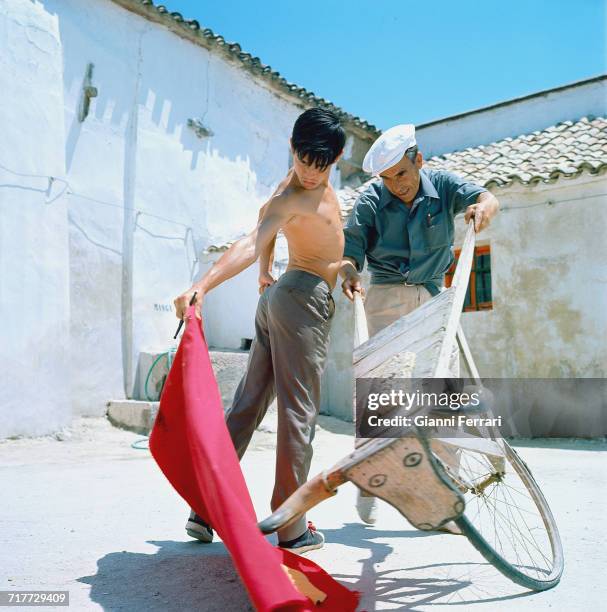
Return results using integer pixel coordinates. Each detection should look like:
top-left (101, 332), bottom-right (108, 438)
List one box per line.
top-left (404, 145), bottom-right (418, 163)
top-left (291, 108), bottom-right (346, 171)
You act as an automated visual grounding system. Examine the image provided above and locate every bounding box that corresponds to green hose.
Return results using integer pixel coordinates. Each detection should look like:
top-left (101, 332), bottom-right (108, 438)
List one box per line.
top-left (131, 438), bottom-right (149, 450)
top-left (144, 349), bottom-right (177, 402)
top-left (144, 353), bottom-right (168, 402)
top-left (133, 349), bottom-right (176, 450)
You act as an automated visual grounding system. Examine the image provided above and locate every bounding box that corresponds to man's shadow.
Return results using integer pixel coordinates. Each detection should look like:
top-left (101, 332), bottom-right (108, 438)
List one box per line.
top-left (78, 539), bottom-right (253, 612)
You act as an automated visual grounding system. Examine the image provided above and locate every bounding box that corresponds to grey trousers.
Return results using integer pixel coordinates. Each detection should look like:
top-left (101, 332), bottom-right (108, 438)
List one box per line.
top-left (225, 270), bottom-right (335, 541)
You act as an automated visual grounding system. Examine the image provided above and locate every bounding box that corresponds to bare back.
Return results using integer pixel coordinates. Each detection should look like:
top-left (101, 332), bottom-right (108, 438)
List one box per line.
top-left (280, 181), bottom-right (344, 289)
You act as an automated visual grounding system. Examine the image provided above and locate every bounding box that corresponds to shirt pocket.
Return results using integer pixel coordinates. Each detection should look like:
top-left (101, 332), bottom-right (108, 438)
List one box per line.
top-left (422, 203), bottom-right (449, 249)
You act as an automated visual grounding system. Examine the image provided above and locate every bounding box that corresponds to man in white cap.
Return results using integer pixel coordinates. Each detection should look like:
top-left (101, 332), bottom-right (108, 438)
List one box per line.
top-left (338, 124), bottom-right (499, 524)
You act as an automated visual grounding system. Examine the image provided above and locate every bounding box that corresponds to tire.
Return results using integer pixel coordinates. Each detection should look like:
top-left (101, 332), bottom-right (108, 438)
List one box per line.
top-left (435, 439), bottom-right (564, 591)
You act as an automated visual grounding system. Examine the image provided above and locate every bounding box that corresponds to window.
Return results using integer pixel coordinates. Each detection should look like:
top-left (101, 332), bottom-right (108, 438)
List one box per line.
top-left (444, 245), bottom-right (493, 311)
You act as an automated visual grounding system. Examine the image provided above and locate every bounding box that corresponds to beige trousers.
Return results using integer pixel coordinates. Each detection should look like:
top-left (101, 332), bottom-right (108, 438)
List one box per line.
top-left (364, 283), bottom-right (460, 376)
top-left (365, 284), bottom-right (432, 337)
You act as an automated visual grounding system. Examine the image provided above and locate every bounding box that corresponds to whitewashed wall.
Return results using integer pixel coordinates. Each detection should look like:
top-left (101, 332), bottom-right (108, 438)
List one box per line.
top-left (48, 0), bottom-right (310, 416)
top-left (41, 0), bottom-right (329, 420)
top-left (0, 1), bottom-right (71, 437)
top-left (1, 0), bottom-right (370, 435)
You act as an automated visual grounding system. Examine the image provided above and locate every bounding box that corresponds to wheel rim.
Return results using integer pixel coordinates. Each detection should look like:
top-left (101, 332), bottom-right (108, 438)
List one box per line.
top-left (432, 439), bottom-right (563, 585)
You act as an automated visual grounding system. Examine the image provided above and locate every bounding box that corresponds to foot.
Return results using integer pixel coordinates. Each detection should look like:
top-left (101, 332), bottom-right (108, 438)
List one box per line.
top-left (356, 489), bottom-right (378, 525)
top-left (278, 522), bottom-right (324, 553)
top-left (185, 510), bottom-right (214, 542)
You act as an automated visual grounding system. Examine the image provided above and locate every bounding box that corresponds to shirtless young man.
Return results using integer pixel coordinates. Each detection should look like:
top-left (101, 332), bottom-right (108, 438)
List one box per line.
top-left (173, 108), bottom-right (345, 553)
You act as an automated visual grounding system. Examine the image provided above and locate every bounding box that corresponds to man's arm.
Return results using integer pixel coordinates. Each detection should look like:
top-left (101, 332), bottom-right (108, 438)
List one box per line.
top-left (464, 191), bottom-right (500, 232)
top-left (340, 195), bottom-right (375, 301)
top-left (339, 257), bottom-right (363, 300)
top-left (441, 170), bottom-right (499, 233)
top-left (174, 196), bottom-right (291, 319)
top-left (258, 235), bottom-right (277, 294)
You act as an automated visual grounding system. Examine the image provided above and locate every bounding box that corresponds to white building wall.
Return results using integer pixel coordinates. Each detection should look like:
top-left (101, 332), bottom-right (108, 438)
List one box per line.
top-left (0, 1), bottom-right (71, 437)
top-left (456, 174), bottom-right (607, 378)
top-left (197, 256), bottom-right (260, 350)
top-left (48, 0), bottom-right (139, 417)
top-left (42, 0), bottom-right (317, 416)
top-left (416, 77), bottom-right (607, 157)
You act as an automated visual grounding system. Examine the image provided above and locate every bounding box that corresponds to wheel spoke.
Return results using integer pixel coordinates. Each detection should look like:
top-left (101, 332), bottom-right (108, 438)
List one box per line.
top-left (432, 442), bottom-right (560, 585)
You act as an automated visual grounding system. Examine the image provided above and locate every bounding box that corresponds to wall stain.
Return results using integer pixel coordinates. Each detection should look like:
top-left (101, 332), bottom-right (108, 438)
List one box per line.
top-left (546, 299), bottom-right (582, 344)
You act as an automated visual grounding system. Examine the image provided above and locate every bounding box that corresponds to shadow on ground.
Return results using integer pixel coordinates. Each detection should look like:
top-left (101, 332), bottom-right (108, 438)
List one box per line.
top-left (78, 540), bottom-right (253, 612)
top-left (323, 523), bottom-right (535, 611)
top-left (79, 525), bottom-right (536, 611)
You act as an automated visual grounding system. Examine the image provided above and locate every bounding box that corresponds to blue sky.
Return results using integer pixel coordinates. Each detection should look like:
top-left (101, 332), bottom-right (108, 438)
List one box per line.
top-left (168, 0), bottom-right (606, 130)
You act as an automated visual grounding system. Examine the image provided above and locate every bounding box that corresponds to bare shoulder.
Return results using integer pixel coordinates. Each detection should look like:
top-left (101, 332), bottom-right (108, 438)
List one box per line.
top-left (275, 182), bottom-right (311, 208)
top-left (257, 171), bottom-right (296, 218)
top-left (290, 182), bottom-right (337, 206)
top-left (323, 182), bottom-right (340, 205)
top-left (262, 186), bottom-right (299, 223)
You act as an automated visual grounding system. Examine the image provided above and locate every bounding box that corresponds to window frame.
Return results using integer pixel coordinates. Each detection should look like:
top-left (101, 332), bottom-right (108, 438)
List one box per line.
top-left (444, 244), bottom-right (493, 312)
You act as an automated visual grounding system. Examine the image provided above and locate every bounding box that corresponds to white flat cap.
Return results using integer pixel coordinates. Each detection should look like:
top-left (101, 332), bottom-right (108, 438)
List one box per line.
top-left (362, 124), bottom-right (417, 175)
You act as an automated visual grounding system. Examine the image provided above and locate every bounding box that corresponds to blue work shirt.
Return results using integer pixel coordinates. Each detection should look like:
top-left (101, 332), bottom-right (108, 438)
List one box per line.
top-left (343, 168), bottom-right (486, 296)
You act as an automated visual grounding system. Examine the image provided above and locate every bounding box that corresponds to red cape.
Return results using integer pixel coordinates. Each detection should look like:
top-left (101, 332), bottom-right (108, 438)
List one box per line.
top-left (149, 307), bottom-right (358, 611)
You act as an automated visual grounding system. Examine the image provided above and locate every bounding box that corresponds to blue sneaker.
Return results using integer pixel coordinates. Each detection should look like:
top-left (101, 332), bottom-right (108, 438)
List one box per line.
top-left (185, 511), bottom-right (213, 543)
top-left (278, 522), bottom-right (324, 553)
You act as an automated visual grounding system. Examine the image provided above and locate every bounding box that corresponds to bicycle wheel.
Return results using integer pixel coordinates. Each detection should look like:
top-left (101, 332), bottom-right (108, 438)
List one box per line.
top-left (430, 438), bottom-right (564, 591)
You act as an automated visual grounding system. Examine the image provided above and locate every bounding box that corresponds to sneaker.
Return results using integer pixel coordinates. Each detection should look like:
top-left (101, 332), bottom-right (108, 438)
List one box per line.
top-left (185, 510), bottom-right (213, 543)
top-left (278, 522), bottom-right (324, 553)
top-left (356, 489), bottom-right (378, 525)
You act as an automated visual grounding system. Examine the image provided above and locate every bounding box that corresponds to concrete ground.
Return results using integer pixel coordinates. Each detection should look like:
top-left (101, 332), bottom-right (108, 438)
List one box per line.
top-left (1, 417), bottom-right (605, 611)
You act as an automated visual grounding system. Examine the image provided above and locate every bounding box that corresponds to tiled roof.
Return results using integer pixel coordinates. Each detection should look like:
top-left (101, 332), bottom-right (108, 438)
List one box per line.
top-left (338, 116), bottom-right (607, 217)
top-left (113, 0), bottom-right (379, 136)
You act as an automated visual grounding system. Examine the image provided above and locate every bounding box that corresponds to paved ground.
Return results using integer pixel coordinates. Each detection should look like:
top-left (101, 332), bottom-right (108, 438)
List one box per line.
top-left (1, 417), bottom-right (605, 611)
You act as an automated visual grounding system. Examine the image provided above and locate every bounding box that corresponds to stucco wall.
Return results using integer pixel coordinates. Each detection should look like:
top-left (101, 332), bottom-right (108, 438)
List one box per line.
top-left (46, 0), bottom-right (308, 415)
top-left (0, 1), bottom-right (71, 437)
top-left (457, 174), bottom-right (607, 378)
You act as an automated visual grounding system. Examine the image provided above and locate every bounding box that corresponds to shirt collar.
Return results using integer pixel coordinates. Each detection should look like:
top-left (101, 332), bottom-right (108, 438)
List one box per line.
top-left (378, 168), bottom-right (439, 210)
top-left (378, 182), bottom-right (395, 209)
top-left (417, 169), bottom-right (440, 201)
